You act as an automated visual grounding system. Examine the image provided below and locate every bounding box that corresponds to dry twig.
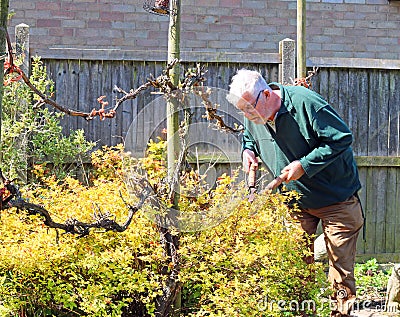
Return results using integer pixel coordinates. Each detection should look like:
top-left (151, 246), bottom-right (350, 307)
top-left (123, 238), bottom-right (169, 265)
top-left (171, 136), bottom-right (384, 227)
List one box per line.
top-left (0, 170), bottom-right (147, 237)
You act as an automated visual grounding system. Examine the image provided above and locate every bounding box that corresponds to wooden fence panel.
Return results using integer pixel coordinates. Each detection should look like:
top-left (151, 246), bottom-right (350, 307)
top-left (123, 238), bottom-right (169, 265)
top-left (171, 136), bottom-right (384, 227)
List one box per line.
top-left (311, 67), bottom-right (400, 157)
top-left (310, 67), bottom-right (400, 260)
top-left (42, 59), bottom-right (400, 261)
top-left (388, 71), bottom-right (400, 156)
top-left (386, 167), bottom-right (398, 254)
top-left (348, 69), bottom-right (369, 156)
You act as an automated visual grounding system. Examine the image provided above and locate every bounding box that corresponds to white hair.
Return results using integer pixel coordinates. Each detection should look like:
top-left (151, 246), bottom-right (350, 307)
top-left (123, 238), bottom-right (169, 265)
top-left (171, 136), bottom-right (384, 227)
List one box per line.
top-left (226, 69), bottom-right (270, 107)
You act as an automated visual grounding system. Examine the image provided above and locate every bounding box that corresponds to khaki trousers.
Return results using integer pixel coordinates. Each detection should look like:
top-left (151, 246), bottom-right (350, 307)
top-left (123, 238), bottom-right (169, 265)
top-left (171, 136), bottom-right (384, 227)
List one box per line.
top-left (291, 195), bottom-right (364, 315)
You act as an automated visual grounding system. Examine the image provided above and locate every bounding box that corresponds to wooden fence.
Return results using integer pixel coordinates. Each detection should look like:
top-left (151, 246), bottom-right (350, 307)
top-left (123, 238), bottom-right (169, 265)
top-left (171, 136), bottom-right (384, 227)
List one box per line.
top-left (39, 58), bottom-right (400, 261)
top-left (310, 68), bottom-right (400, 262)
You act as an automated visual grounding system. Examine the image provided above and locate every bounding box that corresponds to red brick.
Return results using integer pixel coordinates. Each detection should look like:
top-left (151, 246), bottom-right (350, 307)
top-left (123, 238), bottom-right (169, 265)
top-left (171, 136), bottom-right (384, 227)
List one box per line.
top-left (61, 3), bottom-right (80, 11)
top-left (219, 15), bottom-right (240, 24)
top-left (135, 39), bottom-right (161, 47)
top-left (220, 0), bottom-right (241, 7)
top-left (76, 28), bottom-right (102, 38)
top-left (209, 23), bottom-right (231, 33)
top-left (37, 19), bottom-right (61, 27)
top-left (50, 10), bottom-right (76, 19)
top-left (87, 38), bottom-right (117, 46)
top-left (196, 0), bottom-right (217, 6)
top-left (181, 15), bottom-right (196, 23)
top-left (36, 2), bottom-right (60, 10)
top-left (49, 28), bottom-right (74, 37)
top-left (148, 31), bottom-right (168, 40)
top-left (99, 11), bottom-right (124, 22)
top-left (231, 8), bottom-right (253, 17)
top-left (88, 20), bottom-right (112, 28)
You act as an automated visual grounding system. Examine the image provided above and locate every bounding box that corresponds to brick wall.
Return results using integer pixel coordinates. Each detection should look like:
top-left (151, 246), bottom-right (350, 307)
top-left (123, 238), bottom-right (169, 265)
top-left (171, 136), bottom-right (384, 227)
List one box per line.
top-left (7, 0), bottom-right (400, 64)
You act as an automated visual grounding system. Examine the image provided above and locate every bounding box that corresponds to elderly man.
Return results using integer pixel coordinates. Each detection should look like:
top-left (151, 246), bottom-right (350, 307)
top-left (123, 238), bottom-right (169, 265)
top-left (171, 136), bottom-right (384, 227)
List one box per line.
top-left (226, 69), bottom-right (364, 317)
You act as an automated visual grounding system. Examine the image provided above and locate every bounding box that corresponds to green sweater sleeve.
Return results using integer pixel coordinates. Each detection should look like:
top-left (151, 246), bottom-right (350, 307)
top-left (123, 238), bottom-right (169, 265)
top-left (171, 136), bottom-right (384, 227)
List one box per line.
top-left (299, 105), bottom-right (353, 178)
top-left (242, 128), bottom-right (260, 157)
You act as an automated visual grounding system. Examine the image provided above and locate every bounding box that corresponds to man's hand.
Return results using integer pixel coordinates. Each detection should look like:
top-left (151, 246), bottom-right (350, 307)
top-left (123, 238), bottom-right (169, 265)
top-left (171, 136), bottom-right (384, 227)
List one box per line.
top-left (242, 149), bottom-right (258, 173)
top-left (281, 160), bottom-right (305, 182)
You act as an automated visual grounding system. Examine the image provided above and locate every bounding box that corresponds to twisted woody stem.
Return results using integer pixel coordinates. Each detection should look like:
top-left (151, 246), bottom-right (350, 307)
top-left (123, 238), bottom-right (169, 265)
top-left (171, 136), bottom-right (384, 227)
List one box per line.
top-left (0, 170), bottom-right (151, 237)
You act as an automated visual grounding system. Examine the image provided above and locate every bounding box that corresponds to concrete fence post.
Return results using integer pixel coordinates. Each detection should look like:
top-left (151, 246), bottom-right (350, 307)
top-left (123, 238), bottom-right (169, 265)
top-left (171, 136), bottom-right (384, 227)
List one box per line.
top-left (15, 23), bottom-right (30, 183)
top-left (15, 23), bottom-right (30, 75)
top-left (279, 38), bottom-right (295, 85)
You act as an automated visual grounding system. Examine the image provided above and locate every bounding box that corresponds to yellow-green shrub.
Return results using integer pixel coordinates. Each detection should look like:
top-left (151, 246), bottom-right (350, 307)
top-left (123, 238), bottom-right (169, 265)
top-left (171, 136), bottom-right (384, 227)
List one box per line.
top-left (0, 143), bottom-right (327, 316)
top-left (179, 192), bottom-right (327, 317)
top-left (0, 173), bottom-right (164, 316)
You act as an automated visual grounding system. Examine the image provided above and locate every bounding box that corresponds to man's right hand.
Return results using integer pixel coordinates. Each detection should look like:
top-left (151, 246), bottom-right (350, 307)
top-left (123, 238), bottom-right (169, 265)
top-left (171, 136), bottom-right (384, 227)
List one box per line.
top-left (242, 149), bottom-right (258, 173)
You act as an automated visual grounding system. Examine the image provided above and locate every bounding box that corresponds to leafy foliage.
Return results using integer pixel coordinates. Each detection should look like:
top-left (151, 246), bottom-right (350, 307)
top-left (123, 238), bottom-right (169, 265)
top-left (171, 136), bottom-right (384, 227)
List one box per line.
top-left (1, 56), bottom-right (94, 181)
top-left (179, 194), bottom-right (328, 316)
top-left (0, 142), bottom-right (328, 316)
top-left (0, 157), bottom-right (164, 316)
top-left (354, 258), bottom-right (390, 301)
top-left (91, 144), bottom-right (126, 180)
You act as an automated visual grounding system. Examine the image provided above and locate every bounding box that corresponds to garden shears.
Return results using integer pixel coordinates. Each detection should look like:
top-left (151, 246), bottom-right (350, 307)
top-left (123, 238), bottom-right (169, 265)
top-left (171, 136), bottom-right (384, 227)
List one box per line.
top-left (247, 162), bottom-right (289, 202)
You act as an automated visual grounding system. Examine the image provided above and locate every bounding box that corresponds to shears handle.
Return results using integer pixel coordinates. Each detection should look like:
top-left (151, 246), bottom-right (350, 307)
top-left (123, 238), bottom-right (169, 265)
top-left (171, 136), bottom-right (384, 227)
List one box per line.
top-left (248, 163), bottom-right (258, 188)
top-left (265, 171), bottom-right (289, 191)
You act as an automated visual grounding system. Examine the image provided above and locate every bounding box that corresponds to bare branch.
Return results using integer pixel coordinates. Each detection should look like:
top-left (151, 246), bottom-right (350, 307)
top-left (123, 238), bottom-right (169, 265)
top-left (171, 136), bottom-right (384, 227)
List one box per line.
top-left (292, 66), bottom-right (319, 88)
top-left (194, 87), bottom-right (244, 134)
top-left (4, 27), bottom-right (240, 134)
top-left (0, 170), bottom-right (149, 237)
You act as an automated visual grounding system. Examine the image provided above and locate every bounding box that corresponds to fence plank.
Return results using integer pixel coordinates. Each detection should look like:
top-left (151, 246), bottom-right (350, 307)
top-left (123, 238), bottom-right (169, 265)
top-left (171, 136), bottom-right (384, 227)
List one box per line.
top-left (374, 167), bottom-right (387, 254)
top-left (317, 68), bottom-right (329, 103)
top-left (91, 61), bottom-right (103, 145)
top-left (388, 72), bottom-right (400, 156)
top-left (364, 167), bottom-right (376, 255)
top-left (120, 61), bottom-right (135, 143)
top-left (356, 166), bottom-right (367, 254)
top-left (53, 60), bottom-right (69, 133)
top-left (385, 167), bottom-right (398, 253)
top-left (76, 60), bottom-right (90, 142)
top-left (377, 70), bottom-right (390, 156)
top-left (348, 69), bottom-right (369, 156)
top-left (395, 168), bottom-right (400, 254)
top-left (368, 70), bottom-right (388, 156)
top-left (327, 69), bottom-right (340, 118)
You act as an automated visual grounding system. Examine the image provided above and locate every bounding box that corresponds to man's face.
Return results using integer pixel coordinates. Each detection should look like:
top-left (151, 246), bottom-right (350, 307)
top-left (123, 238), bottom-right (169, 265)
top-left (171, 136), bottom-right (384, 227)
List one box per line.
top-left (236, 91), bottom-right (267, 125)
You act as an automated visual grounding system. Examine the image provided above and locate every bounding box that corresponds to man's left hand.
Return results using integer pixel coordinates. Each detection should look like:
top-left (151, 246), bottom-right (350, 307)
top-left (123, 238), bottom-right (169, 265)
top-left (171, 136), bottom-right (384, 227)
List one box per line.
top-left (281, 160), bottom-right (305, 182)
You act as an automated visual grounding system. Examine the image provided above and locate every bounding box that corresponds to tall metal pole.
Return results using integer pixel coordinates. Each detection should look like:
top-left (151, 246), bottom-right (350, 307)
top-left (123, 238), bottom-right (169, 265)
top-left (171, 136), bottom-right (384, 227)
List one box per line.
top-left (297, 0), bottom-right (306, 78)
top-left (166, 0), bottom-right (181, 184)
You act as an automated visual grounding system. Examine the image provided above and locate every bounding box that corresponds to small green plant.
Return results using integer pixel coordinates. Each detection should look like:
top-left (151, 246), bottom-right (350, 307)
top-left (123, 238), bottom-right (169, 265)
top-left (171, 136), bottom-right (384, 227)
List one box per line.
top-left (355, 258), bottom-right (390, 301)
top-left (1, 55), bottom-right (94, 181)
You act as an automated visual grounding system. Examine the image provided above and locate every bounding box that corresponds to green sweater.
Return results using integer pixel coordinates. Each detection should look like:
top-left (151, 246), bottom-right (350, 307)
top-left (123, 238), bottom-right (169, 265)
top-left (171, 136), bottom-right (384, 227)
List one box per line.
top-left (242, 83), bottom-right (361, 209)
